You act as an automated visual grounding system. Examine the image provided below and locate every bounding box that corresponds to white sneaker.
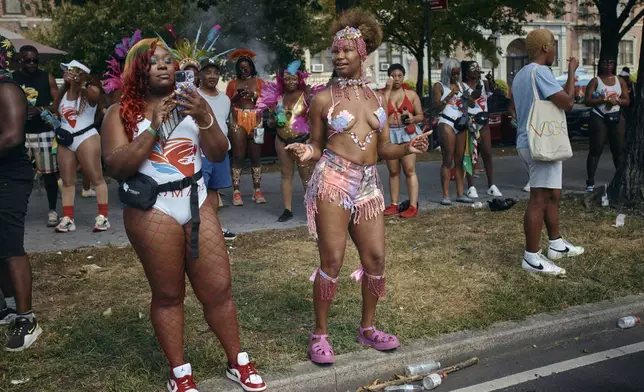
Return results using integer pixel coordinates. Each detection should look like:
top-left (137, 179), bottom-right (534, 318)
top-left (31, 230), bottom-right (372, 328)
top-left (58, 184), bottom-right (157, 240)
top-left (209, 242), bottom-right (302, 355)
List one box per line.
top-left (523, 183), bottom-right (531, 192)
top-left (466, 186), bottom-right (479, 199)
top-left (82, 188), bottom-right (97, 198)
top-left (487, 185), bottom-right (503, 197)
top-left (47, 211), bottom-right (59, 227)
top-left (55, 216), bottom-right (76, 233)
top-left (93, 215), bottom-right (111, 232)
top-left (547, 239), bottom-right (585, 260)
top-left (522, 252), bottom-right (566, 276)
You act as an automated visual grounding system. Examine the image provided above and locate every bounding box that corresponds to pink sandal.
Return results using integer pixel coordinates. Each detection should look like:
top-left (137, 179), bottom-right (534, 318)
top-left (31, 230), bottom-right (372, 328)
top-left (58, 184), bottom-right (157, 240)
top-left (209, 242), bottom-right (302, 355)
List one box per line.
top-left (357, 326), bottom-right (400, 351)
top-left (308, 334), bottom-right (336, 364)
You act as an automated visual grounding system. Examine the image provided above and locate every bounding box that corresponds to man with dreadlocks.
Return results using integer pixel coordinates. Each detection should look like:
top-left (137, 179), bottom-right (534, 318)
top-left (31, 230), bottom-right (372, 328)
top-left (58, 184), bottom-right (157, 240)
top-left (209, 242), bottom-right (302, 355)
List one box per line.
top-left (226, 49), bottom-right (266, 206)
top-left (0, 34), bottom-right (43, 351)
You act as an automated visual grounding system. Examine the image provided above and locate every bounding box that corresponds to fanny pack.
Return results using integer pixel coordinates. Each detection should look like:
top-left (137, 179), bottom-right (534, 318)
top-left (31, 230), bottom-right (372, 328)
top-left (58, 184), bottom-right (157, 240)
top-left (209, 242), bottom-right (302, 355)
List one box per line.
top-left (119, 170), bottom-right (203, 258)
top-left (603, 111), bottom-right (620, 124)
top-left (253, 127), bottom-right (265, 144)
top-left (473, 112), bottom-right (489, 126)
top-left (54, 125), bottom-right (95, 147)
top-left (277, 133), bottom-right (309, 146)
top-left (441, 114), bottom-right (469, 132)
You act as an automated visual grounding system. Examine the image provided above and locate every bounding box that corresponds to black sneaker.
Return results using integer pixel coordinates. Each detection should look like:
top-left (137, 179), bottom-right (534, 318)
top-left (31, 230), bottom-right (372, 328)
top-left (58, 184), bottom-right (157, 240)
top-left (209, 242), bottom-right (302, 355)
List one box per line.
top-left (0, 307), bottom-right (17, 325)
top-left (278, 209), bottom-right (293, 222)
top-left (5, 316), bottom-right (42, 352)
top-left (222, 228), bottom-right (237, 241)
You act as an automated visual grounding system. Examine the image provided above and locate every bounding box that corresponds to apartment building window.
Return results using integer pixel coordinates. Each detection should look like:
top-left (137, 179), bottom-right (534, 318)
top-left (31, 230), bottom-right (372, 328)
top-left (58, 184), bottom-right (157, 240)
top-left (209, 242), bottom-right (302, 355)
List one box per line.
top-left (4, 0), bottom-right (25, 15)
top-left (378, 44), bottom-right (403, 72)
top-left (582, 39), bottom-right (600, 67)
top-left (619, 40), bottom-right (634, 65)
top-left (311, 49), bottom-right (333, 73)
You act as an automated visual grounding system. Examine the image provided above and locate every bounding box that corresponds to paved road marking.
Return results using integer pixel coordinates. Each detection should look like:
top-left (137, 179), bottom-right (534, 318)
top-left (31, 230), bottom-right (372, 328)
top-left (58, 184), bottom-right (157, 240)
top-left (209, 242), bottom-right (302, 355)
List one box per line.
top-left (449, 341), bottom-right (644, 392)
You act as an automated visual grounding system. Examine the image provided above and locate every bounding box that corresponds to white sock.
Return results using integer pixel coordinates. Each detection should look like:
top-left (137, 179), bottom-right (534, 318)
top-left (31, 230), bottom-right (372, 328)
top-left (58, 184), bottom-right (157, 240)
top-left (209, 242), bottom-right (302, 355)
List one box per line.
top-left (5, 296), bottom-right (16, 310)
top-left (524, 251), bottom-right (541, 264)
top-left (18, 311), bottom-right (35, 322)
top-left (172, 363), bottom-right (192, 379)
top-left (549, 238), bottom-right (565, 250)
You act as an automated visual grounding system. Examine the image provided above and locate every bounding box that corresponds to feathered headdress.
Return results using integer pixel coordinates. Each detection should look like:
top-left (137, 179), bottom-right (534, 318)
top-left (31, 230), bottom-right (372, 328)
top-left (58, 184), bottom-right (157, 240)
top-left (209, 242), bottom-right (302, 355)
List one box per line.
top-left (158, 24), bottom-right (233, 71)
top-left (229, 48), bottom-right (257, 64)
top-left (102, 29), bottom-right (142, 94)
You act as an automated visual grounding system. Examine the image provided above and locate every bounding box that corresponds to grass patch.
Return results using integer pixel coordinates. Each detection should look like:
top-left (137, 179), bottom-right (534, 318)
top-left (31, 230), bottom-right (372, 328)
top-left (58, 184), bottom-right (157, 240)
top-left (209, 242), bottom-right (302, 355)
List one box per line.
top-left (2, 200), bottom-right (643, 391)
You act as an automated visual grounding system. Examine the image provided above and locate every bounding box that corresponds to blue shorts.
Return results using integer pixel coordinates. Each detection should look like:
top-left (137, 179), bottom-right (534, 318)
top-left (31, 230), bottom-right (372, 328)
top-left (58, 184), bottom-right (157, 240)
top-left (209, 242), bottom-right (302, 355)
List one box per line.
top-left (202, 153), bottom-right (232, 190)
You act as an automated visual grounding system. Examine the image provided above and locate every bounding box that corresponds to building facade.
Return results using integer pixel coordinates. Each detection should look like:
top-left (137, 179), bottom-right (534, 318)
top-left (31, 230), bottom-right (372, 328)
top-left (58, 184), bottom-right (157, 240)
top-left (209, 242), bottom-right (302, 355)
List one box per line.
top-left (0, 0), bottom-right (52, 34)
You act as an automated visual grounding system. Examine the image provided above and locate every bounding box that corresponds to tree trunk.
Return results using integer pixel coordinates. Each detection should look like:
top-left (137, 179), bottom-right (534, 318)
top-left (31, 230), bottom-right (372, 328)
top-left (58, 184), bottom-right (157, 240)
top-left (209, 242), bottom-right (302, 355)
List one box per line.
top-left (598, 2), bottom-right (620, 61)
top-left (416, 48), bottom-right (424, 97)
top-left (607, 32), bottom-right (644, 208)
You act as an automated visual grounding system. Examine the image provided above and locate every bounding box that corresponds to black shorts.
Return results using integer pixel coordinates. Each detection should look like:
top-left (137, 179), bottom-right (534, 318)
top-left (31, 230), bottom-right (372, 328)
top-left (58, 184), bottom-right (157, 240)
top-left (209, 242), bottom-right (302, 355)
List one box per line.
top-left (0, 179), bottom-right (32, 259)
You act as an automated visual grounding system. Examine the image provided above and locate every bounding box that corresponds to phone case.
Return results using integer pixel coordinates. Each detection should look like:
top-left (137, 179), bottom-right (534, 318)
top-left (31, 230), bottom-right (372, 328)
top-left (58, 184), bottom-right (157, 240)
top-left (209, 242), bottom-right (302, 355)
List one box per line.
top-left (176, 71), bottom-right (196, 116)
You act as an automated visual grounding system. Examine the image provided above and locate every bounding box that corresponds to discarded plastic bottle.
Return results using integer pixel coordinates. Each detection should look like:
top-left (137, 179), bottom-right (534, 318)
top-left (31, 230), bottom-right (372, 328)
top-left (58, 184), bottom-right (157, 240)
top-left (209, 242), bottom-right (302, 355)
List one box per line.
top-left (601, 186), bottom-right (609, 207)
top-left (384, 385), bottom-right (423, 392)
top-left (471, 202), bottom-right (485, 209)
top-left (405, 360), bottom-right (441, 376)
top-left (617, 316), bottom-right (641, 329)
top-left (423, 373), bottom-right (445, 390)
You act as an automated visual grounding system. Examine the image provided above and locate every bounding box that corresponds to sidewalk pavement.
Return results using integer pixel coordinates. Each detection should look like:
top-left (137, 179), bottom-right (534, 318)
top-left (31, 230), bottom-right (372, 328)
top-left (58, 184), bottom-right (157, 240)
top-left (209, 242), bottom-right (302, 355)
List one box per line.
top-left (23, 153), bottom-right (613, 253)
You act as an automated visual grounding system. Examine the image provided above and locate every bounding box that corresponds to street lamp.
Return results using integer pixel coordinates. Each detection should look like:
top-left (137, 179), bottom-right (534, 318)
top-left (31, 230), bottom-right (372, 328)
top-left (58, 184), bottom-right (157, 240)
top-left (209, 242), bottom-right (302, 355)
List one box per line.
top-left (488, 33), bottom-right (499, 81)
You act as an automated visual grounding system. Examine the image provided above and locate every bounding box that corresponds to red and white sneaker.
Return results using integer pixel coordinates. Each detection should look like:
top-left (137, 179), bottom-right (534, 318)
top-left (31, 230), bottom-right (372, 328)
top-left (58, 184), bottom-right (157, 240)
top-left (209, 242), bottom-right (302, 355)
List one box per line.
top-left (226, 352), bottom-right (266, 392)
top-left (167, 363), bottom-right (199, 392)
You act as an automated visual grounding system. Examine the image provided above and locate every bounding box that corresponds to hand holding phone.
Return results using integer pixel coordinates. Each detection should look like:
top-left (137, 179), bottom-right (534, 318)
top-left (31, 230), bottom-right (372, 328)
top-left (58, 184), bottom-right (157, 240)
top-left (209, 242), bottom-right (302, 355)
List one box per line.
top-left (175, 70), bottom-right (196, 117)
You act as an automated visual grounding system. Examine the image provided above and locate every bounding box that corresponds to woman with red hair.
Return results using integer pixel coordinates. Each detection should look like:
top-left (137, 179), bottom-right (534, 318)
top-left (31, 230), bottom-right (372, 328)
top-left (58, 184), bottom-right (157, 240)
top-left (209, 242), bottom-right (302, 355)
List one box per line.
top-left (257, 60), bottom-right (318, 222)
top-left (101, 38), bottom-right (265, 392)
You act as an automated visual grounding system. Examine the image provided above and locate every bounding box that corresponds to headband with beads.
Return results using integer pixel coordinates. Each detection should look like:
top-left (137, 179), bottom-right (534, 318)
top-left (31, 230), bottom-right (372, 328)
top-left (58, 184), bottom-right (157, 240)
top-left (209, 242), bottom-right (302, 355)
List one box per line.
top-left (332, 26), bottom-right (367, 59)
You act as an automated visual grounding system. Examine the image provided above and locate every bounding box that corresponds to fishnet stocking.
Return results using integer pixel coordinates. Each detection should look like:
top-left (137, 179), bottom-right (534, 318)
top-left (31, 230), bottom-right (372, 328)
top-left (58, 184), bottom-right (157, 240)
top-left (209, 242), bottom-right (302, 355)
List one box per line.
top-left (184, 197), bottom-right (242, 364)
top-left (124, 207), bottom-right (187, 368)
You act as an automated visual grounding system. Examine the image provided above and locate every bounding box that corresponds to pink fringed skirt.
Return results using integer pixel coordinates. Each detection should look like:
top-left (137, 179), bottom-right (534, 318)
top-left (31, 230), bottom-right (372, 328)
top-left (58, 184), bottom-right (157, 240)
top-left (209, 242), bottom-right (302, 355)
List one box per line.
top-left (305, 149), bottom-right (385, 238)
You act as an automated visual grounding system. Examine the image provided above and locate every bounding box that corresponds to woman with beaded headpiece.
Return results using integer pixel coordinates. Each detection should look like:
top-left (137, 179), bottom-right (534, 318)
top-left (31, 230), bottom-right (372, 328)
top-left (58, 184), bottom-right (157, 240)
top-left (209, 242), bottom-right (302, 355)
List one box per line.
top-left (286, 9), bottom-right (429, 364)
top-left (225, 49), bottom-right (266, 206)
top-left (257, 60), bottom-right (323, 222)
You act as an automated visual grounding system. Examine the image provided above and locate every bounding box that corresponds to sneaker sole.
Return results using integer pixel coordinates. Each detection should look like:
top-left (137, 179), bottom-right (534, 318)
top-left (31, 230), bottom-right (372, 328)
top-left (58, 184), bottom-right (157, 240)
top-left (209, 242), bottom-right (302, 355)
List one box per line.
top-left (548, 248), bottom-right (585, 260)
top-left (225, 370), bottom-right (267, 392)
top-left (521, 261), bottom-right (566, 276)
top-left (55, 227), bottom-right (76, 233)
top-left (93, 225), bottom-right (111, 232)
top-left (5, 325), bottom-right (42, 352)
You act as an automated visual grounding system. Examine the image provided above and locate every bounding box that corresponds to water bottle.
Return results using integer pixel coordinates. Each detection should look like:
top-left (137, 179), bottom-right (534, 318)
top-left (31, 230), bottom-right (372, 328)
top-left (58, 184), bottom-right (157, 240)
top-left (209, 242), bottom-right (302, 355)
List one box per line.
top-left (423, 373), bottom-right (444, 390)
top-left (384, 385), bottom-right (423, 392)
top-left (40, 109), bottom-right (61, 129)
top-left (617, 316), bottom-right (640, 329)
top-left (471, 202), bottom-right (485, 209)
top-left (404, 360), bottom-right (441, 376)
top-left (601, 186), bottom-right (609, 207)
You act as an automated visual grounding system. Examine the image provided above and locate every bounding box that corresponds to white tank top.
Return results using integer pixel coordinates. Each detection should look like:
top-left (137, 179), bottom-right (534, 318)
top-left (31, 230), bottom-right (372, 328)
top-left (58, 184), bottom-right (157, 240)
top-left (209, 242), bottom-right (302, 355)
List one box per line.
top-left (467, 83), bottom-right (489, 115)
top-left (59, 93), bottom-right (97, 133)
top-left (594, 76), bottom-right (621, 115)
top-left (440, 82), bottom-right (464, 120)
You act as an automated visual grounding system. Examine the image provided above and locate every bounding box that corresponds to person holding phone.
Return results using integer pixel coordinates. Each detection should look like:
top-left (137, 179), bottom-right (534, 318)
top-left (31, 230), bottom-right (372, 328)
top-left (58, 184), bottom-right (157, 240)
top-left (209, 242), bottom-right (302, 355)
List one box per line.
top-left (101, 38), bottom-right (266, 392)
top-left (53, 60), bottom-right (109, 233)
top-left (461, 60), bottom-right (503, 199)
top-left (225, 49), bottom-right (266, 206)
top-left (382, 63), bottom-right (425, 218)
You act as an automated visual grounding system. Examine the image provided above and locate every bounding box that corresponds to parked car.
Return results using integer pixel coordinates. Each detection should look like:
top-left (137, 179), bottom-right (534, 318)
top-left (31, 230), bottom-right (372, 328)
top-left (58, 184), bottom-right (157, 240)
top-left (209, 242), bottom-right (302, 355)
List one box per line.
top-left (566, 103), bottom-right (591, 138)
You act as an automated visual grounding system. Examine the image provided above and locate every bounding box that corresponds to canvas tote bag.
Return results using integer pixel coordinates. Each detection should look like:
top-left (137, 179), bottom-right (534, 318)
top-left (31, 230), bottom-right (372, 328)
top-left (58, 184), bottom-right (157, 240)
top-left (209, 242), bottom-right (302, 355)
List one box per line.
top-left (527, 67), bottom-right (573, 161)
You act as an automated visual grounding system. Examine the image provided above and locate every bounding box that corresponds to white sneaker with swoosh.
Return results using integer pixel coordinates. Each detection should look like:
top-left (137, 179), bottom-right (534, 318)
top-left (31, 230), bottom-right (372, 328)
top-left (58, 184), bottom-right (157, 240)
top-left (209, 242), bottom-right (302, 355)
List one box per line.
top-left (522, 252), bottom-right (566, 276)
top-left (548, 239), bottom-right (585, 260)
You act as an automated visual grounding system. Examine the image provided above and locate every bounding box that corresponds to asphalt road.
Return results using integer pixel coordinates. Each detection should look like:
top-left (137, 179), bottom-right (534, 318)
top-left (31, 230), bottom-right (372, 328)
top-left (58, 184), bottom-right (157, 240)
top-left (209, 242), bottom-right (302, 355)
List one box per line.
top-left (364, 317), bottom-right (644, 392)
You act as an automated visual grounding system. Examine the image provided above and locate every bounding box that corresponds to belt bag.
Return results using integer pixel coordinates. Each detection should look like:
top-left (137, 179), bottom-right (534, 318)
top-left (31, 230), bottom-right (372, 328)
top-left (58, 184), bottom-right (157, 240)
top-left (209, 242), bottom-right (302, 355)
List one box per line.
top-left (54, 125), bottom-right (94, 147)
top-left (474, 112), bottom-right (489, 126)
top-left (441, 114), bottom-right (468, 131)
top-left (603, 111), bottom-right (620, 124)
top-left (119, 170), bottom-right (203, 258)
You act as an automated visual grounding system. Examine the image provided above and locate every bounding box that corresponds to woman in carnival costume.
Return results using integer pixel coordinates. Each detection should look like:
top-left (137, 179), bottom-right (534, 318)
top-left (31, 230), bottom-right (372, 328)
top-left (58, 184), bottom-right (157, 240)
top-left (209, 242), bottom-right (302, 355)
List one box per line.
top-left (256, 60), bottom-right (323, 222)
top-left (225, 49), bottom-right (266, 206)
top-left (286, 10), bottom-right (429, 364)
top-left (100, 37), bottom-right (265, 392)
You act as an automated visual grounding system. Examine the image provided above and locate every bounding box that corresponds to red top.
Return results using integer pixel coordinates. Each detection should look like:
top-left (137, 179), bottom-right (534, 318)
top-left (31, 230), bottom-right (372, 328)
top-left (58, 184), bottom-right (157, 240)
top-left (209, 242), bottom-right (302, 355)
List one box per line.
top-left (387, 91), bottom-right (413, 117)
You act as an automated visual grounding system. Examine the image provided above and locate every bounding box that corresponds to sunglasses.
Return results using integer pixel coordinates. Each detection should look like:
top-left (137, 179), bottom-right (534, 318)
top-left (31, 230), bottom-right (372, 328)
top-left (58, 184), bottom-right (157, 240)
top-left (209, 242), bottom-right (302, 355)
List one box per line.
top-left (469, 63), bottom-right (481, 72)
top-left (23, 58), bottom-right (39, 64)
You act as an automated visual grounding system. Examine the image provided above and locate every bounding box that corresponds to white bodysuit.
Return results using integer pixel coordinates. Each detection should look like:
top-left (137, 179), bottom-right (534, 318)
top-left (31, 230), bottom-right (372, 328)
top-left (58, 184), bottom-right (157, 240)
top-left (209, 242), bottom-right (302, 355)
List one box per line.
top-left (58, 93), bottom-right (98, 152)
top-left (133, 117), bottom-right (207, 225)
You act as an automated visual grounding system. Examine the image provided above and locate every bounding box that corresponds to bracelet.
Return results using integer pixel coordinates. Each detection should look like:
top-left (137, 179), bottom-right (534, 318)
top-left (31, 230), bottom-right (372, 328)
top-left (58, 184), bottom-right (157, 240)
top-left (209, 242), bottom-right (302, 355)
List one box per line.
top-left (197, 113), bottom-right (215, 130)
top-left (146, 126), bottom-right (158, 136)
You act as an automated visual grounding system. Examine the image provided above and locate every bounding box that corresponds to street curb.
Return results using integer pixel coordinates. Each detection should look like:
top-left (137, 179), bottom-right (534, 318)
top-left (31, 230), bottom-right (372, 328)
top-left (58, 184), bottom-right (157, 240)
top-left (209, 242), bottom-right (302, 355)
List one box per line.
top-left (199, 294), bottom-right (644, 392)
